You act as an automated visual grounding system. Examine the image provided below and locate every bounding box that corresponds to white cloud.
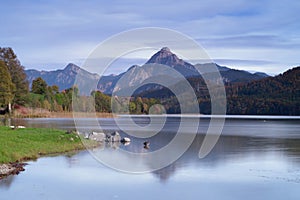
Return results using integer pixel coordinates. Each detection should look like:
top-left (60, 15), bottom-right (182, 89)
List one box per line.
top-left (0, 0), bottom-right (299, 74)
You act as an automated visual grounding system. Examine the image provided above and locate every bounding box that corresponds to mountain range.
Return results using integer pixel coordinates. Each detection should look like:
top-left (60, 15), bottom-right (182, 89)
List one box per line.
top-left (25, 63), bottom-right (100, 91)
top-left (24, 47), bottom-right (299, 115)
top-left (25, 47), bottom-right (269, 94)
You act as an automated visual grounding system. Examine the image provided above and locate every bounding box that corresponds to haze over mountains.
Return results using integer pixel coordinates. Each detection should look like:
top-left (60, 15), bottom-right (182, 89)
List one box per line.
top-left (25, 47), bottom-right (269, 94)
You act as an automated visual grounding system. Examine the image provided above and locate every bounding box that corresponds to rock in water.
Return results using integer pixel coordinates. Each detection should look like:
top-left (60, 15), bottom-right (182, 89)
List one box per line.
top-left (121, 137), bottom-right (131, 143)
top-left (121, 137), bottom-right (131, 146)
top-left (111, 131), bottom-right (121, 142)
top-left (0, 163), bottom-right (26, 179)
top-left (89, 132), bottom-right (106, 142)
top-left (143, 141), bottom-right (150, 149)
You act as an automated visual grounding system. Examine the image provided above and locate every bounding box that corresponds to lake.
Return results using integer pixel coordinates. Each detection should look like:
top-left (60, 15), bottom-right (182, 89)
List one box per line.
top-left (1, 116), bottom-right (300, 200)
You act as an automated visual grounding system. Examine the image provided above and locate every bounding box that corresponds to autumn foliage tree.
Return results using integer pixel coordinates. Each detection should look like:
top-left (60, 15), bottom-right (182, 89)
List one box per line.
top-left (0, 47), bottom-right (29, 105)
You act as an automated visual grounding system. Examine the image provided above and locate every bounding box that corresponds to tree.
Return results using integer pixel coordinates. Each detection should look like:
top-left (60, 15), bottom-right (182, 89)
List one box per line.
top-left (0, 61), bottom-right (15, 111)
top-left (93, 91), bottom-right (111, 112)
top-left (129, 102), bottom-right (136, 113)
top-left (0, 47), bottom-right (29, 105)
top-left (42, 100), bottom-right (51, 111)
top-left (31, 77), bottom-right (48, 95)
top-left (50, 85), bottom-right (59, 94)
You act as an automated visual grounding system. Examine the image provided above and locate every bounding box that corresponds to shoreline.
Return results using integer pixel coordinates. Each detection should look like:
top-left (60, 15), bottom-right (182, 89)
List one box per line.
top-left (0, 163), bottom-right (27, 179)
top-left (8, 111), bottom-right (114, 119)
top-left (0, 147), bottom-right (95, 180)
top-left (47, 112), bottom-right (114, 118)
top-left (0, 126), bottom-right (98, 180)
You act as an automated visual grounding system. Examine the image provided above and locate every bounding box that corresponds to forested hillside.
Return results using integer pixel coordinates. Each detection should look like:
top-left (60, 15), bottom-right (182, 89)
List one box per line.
top-left (226, 67), bottom-right (300, 115)
top-left (139, 67), bottom-right (300, 115)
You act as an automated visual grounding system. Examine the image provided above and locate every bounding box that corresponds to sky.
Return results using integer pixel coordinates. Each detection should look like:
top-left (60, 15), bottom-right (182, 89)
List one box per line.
top-left (0, 0), bottom-right (300, 75)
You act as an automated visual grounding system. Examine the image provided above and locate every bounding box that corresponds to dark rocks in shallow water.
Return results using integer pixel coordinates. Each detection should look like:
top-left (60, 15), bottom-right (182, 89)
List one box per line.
top-left (110, 131), bottom-right (121, 142)
top-left (121, 137), bottom-right (131, 143)
top-left (143, 141), bottom-right (150, 149)
top-left (121, 137), bottom-right (131, 146)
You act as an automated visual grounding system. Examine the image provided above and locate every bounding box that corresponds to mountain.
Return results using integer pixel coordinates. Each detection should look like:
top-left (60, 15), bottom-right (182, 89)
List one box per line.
top-left (103, 47), bottom-right (268, 95)
top-left (97, 72), bottom-right (123, 94)
top-left (24, 48), bottom-right (299, 115)
top-left (25, 63), bottom-right (100, 91)
top-left (221, 69), bottom-right (269, 83)
top-left (145, 47), bottom-right (199, 77)
top-left (25, 48), bottom-right (269, 95)
top-left (195, 63), bottom-right (269, 84)
top-left (146, 47), bottom-right (269, 82)
top-left (253, 72), bottom-right (269, 78)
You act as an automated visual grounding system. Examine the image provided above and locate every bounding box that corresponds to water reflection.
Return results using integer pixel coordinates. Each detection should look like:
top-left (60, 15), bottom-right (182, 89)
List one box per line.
top-left (28, 135), bottom-right (300, 181)
top-left (1, 117), bottom-right (300, 200)
top-left (0, 175), bottom-right (15, 189)
top-left (152, 135), bottom-right (300, 182)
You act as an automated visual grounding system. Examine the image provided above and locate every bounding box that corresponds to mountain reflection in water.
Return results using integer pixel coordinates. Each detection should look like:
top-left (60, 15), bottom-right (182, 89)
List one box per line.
top-left (1, 117), bottom-right (300, 200)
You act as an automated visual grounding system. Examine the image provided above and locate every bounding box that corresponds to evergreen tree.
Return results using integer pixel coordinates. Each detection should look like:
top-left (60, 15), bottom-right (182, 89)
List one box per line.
top-left (0, 47), bottom-right (29, 105)
top-left (0, 61), bottom-right (15, 110)
top-left (31, 77), bottom-right (48, 95)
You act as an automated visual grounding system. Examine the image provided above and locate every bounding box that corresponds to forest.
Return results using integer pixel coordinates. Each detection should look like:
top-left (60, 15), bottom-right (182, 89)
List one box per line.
top-left (139, 67), bottom-right (300, 115)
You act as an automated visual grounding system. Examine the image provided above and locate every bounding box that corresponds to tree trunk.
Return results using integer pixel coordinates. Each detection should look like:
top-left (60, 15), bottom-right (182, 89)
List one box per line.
top-left (8, 102), bottom-right (12, 114)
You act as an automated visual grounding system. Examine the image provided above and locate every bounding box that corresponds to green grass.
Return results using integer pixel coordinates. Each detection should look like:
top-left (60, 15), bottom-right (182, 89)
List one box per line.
top-left (0, 126), bottom-right (95, 163)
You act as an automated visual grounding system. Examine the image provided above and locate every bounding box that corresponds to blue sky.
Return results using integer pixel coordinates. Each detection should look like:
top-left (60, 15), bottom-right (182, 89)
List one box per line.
top-left (0, 0), bottom-right (299, 75)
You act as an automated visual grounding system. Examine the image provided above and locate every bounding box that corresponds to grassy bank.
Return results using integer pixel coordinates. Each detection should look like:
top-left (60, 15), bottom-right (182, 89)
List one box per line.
top-left (0, 126), bottom-right (95, 163)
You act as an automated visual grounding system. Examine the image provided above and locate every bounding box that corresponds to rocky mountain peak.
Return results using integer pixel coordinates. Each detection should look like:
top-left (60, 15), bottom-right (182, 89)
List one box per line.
top-left (64, 63), bottom-right (80, 72)
top-left (146, 47), bottom-right (185, 67)
top-left (145, 47), bottom-right (198, 77)
top-left (161, 47), bottom-right (171, 52)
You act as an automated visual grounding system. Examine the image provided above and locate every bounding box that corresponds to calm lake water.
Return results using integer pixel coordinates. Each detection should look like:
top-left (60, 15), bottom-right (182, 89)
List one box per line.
top-left (1, 116), bottom-right (300, 200)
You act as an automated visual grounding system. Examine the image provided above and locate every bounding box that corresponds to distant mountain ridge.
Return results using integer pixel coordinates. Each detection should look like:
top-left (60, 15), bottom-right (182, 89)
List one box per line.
top-left (25, 63), bottom-right (100, 91)
top-left (25, 47), bottom-right (269, 93)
